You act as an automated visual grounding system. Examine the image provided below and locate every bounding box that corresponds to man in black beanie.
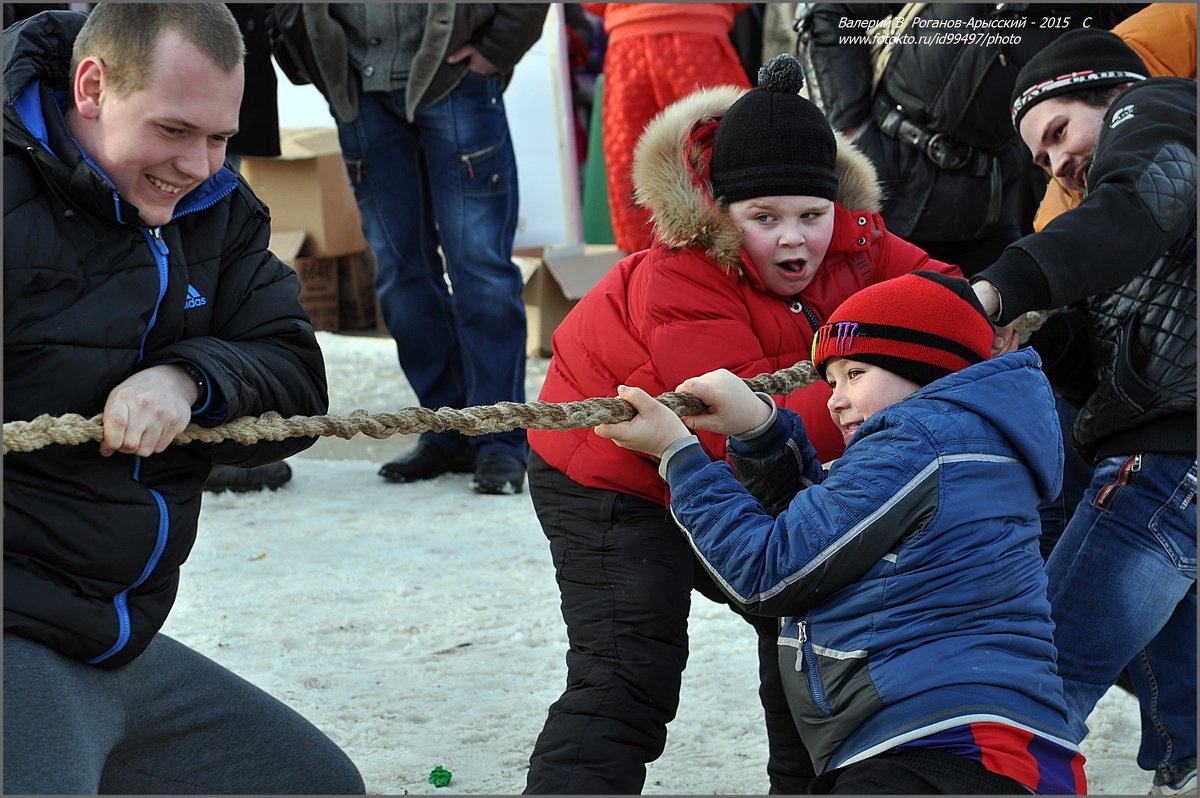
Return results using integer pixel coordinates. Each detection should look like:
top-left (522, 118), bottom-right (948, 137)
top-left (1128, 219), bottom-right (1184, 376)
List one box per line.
top-left (971, 27), bottom-right (1197, 797)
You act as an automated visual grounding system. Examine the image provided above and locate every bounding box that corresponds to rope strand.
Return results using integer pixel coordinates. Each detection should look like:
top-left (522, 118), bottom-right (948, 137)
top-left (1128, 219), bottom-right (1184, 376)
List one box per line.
top-left (3, 310), bottom-right (1051, 456)
top-left (3, 362), bottom-right (820, 455)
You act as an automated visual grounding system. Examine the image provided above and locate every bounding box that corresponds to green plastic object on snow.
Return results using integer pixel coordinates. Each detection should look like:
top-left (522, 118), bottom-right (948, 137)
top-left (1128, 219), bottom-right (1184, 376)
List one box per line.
top-left (428, 765), bottom-right (452, 788)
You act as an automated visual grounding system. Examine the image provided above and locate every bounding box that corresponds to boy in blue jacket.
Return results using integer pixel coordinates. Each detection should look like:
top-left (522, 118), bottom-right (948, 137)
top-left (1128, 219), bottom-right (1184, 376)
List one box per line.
top-left (596, 271), bottom-right (1087, 794)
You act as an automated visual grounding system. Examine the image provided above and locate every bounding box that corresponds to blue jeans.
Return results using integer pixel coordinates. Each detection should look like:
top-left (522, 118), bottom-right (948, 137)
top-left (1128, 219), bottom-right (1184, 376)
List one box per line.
top-left (1046, 452), bottom-right (1197, 782)
top-left (334, 73), bottom-right (528, 460)
top-left (1037, 393), bottom-right (1093, 560)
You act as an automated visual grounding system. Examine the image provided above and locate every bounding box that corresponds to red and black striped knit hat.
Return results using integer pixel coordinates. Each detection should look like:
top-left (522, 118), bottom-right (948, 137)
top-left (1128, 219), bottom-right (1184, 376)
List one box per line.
top-left (811, 271), bottom-right (995, 387)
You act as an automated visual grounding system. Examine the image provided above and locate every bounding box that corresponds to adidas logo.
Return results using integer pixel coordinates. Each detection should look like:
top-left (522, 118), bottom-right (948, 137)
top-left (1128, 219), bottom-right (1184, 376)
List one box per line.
top-left (184, 284), bottom-right (208, 310)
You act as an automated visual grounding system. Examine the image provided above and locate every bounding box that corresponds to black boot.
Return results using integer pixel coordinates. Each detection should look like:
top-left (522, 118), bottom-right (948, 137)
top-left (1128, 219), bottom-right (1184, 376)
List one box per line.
top-left (379, 441), bottom-right (476, 483)
top-left (472, 452), bottom-right (526, 495)
top-left (204, 462), bottom-right (293, 493)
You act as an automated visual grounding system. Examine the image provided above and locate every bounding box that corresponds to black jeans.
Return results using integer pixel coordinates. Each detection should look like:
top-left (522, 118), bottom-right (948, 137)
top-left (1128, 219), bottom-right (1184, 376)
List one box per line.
top-left (809, 748), bottom-right (1031, 794)
top-left (524, 454), bottom-right (814, 794)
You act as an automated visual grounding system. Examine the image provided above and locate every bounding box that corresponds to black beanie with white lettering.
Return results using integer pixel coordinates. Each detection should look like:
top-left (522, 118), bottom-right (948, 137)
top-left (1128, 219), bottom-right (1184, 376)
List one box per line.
top-left (1010, 28), bottom-right (1147, 131)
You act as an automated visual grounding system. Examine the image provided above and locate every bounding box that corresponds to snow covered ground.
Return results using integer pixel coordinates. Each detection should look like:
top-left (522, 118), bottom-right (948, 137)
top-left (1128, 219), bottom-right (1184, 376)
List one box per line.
top-left (162, 331), bottom-right (1148, 795)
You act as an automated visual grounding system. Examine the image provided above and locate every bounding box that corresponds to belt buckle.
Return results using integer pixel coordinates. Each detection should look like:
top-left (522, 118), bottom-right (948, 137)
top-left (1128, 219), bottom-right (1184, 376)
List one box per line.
top-left (926, 133), bottom-right (968, 171)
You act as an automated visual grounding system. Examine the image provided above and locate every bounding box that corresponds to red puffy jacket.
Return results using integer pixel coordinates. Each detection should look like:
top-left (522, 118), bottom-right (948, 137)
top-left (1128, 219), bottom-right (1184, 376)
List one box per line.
top-left (530, 86), bottom-right (961, 504)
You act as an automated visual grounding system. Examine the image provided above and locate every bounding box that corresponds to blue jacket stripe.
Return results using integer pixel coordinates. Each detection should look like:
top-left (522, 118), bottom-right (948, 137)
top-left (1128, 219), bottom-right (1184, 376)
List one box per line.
top-left (679, 458), bottom-right (941, 608)
top-left (85, 488), bottom-right (171, 664)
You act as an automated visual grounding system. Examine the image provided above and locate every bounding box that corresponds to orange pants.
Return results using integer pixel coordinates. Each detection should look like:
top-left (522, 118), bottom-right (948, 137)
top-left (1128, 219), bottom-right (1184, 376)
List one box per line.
top-left (602, 32), bottom-right (750, 253)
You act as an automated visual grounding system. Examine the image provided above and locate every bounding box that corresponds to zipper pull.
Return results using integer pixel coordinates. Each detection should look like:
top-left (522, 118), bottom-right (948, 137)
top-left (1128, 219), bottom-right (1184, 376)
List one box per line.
top-left (795, 620), bottom-right (807, 671)
top-left (149, 226), bottom-right (168, 255)
top-left (462, 154), bottom-right (475, 180)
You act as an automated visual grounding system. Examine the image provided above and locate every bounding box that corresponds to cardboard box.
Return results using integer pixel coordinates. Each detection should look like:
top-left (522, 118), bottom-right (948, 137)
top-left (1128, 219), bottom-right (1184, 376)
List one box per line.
top-left (271, 229), bottom-right (340, 332)
top-left (337, 249), bottom-right (379, 331)
top-left (520, 244), bottom-right (625, 357)
top-left (240, 128), bottom-right (368, 257)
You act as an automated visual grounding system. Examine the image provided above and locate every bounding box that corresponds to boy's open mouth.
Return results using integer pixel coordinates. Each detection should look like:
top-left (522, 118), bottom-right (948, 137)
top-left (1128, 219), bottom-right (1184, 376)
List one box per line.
top-left (778, 258), bottom-right (807, 273)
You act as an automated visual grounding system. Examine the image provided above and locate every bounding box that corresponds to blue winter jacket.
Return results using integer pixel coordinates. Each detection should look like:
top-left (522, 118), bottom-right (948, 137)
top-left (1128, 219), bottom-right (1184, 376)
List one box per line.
top-left (661, 348), bottom-right (1079, 773)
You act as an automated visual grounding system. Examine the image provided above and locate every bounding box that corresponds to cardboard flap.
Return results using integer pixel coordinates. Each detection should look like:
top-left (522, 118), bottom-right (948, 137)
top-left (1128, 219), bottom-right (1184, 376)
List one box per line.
top-left (270, 229), bottom-right (308, 264)
top-left (542, 244), bottom-right (625, 300)
top-left (514, 255), bottom-right (542, 285)
top-left (276, 127), bottom-right (343, 160)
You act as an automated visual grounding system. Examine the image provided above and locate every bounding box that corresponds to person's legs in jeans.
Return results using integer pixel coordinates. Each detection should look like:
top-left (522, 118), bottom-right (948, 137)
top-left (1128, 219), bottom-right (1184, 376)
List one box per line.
top-left (1037, 394), bottom-right (1092, 561)
top-left (524, 454), bottom-right (692, 794)
top-left (1045, 453), bottom-right (1197, 783)
top-left (1128, 585), bottom-right (1198, 789)
top-left (413, 72), bottom-right (528, 464)
top-left (335, 90), bottom-right (472, 461)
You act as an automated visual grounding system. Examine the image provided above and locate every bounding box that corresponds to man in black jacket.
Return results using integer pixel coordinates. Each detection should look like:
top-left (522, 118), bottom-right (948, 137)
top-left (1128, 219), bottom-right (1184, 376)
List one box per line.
top-left (3, 6), bottom-right (363, 793)
top-left (972, 28), bottom-right (1196, 796)
top-left (795, 3), bottom-right (1134, 275)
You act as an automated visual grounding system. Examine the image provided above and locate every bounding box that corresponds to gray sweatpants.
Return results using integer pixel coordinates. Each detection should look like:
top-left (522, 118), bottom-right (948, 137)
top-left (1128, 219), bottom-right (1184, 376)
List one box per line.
top-left (3, 632), bottom-right (365, 795)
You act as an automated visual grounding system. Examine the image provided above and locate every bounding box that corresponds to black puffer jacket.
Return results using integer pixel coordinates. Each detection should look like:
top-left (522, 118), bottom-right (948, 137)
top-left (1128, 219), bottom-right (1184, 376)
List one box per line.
top-left (3, 11), bottom-right (329, 667)
top-left (977, 78), bottom-right (1196, 462)
top-left (797, 4), bottom-right (1090, 245)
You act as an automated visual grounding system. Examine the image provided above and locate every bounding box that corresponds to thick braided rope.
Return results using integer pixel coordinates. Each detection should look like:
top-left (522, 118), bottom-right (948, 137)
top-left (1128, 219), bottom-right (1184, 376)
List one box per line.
top-left (3, 361), bottom-right (823, 455)
top-left (2, 310), bottom-right (1052, 456)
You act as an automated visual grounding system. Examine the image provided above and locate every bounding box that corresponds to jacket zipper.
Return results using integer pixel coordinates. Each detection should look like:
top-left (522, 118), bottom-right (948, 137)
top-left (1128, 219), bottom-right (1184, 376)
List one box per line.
top-left (89, 227), bottom-right (173, 664)
top-left (787, 296), bottom-right (822, 332)
top-left (138, 227), bottom-right (171, 360)
top-left (796, 615), bottom-right (835, 716)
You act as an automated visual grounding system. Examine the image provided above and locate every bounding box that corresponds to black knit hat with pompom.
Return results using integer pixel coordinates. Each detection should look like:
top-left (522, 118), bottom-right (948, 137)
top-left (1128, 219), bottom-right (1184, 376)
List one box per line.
top-left (710, 53), bottom-right (838, 204)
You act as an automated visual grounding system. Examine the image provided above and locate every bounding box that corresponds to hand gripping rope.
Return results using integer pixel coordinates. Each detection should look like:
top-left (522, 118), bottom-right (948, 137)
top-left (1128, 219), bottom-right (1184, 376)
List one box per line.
top-left (1, 312), bottom-right (1051, 455)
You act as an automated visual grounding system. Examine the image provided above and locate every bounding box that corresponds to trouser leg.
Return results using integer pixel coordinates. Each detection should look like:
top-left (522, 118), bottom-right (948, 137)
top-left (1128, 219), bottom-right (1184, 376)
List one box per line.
top-left (1045, 453), bottom-right (1196, 766)
top-left (3, 632), bottom-right (364, 795)
top-left (1127, 585), bottom-right (1198, 781)
top-left (525, 456), bottom-right (691, 793)
top-left (414, 72), bottom-right (528, 460)
top-left (693, 562), bottom-right (816, 793)
top-left (334, 90), bottom-right (470, 458)
top-left (4, 633), bottom-right (124, 794)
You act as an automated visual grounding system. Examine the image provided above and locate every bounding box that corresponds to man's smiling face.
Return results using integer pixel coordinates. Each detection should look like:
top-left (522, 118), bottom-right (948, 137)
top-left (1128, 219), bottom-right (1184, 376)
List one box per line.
top-left (1019, 95), bottom-right (1110, 194)
top-left (70, 29), bottom-right (243, 226)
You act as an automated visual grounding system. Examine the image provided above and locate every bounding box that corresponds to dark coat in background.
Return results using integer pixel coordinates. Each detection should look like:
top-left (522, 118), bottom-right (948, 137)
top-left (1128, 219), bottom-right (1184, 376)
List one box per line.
top-left (796, 4), bottom-right (1137, 272)
top-left (227, 3), bottom-right (281, 158)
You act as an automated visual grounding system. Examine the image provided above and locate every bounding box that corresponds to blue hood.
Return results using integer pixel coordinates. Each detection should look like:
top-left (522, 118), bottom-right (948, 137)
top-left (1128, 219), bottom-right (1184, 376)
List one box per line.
top-left (907, 347), bottom-right (1064, 501)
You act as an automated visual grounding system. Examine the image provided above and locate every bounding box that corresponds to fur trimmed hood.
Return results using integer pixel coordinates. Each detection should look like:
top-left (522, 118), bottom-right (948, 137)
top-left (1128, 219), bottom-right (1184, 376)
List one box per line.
top-left (631, 85), bottom-right (882, 272)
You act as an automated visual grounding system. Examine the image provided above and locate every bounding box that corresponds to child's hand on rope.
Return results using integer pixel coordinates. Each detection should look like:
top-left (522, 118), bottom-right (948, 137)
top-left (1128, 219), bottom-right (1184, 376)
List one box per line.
top-left (676, 369), bottom-right (771, 436)
top-left (991, 321), bottom-right (1022, 356)
top-left (595, 385), bottom-right (691, 459)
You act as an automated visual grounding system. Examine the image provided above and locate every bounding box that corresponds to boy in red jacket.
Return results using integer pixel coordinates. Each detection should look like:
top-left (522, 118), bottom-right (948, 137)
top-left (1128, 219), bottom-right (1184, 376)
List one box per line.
top-left (524, 54), bottom-right (961, 794)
